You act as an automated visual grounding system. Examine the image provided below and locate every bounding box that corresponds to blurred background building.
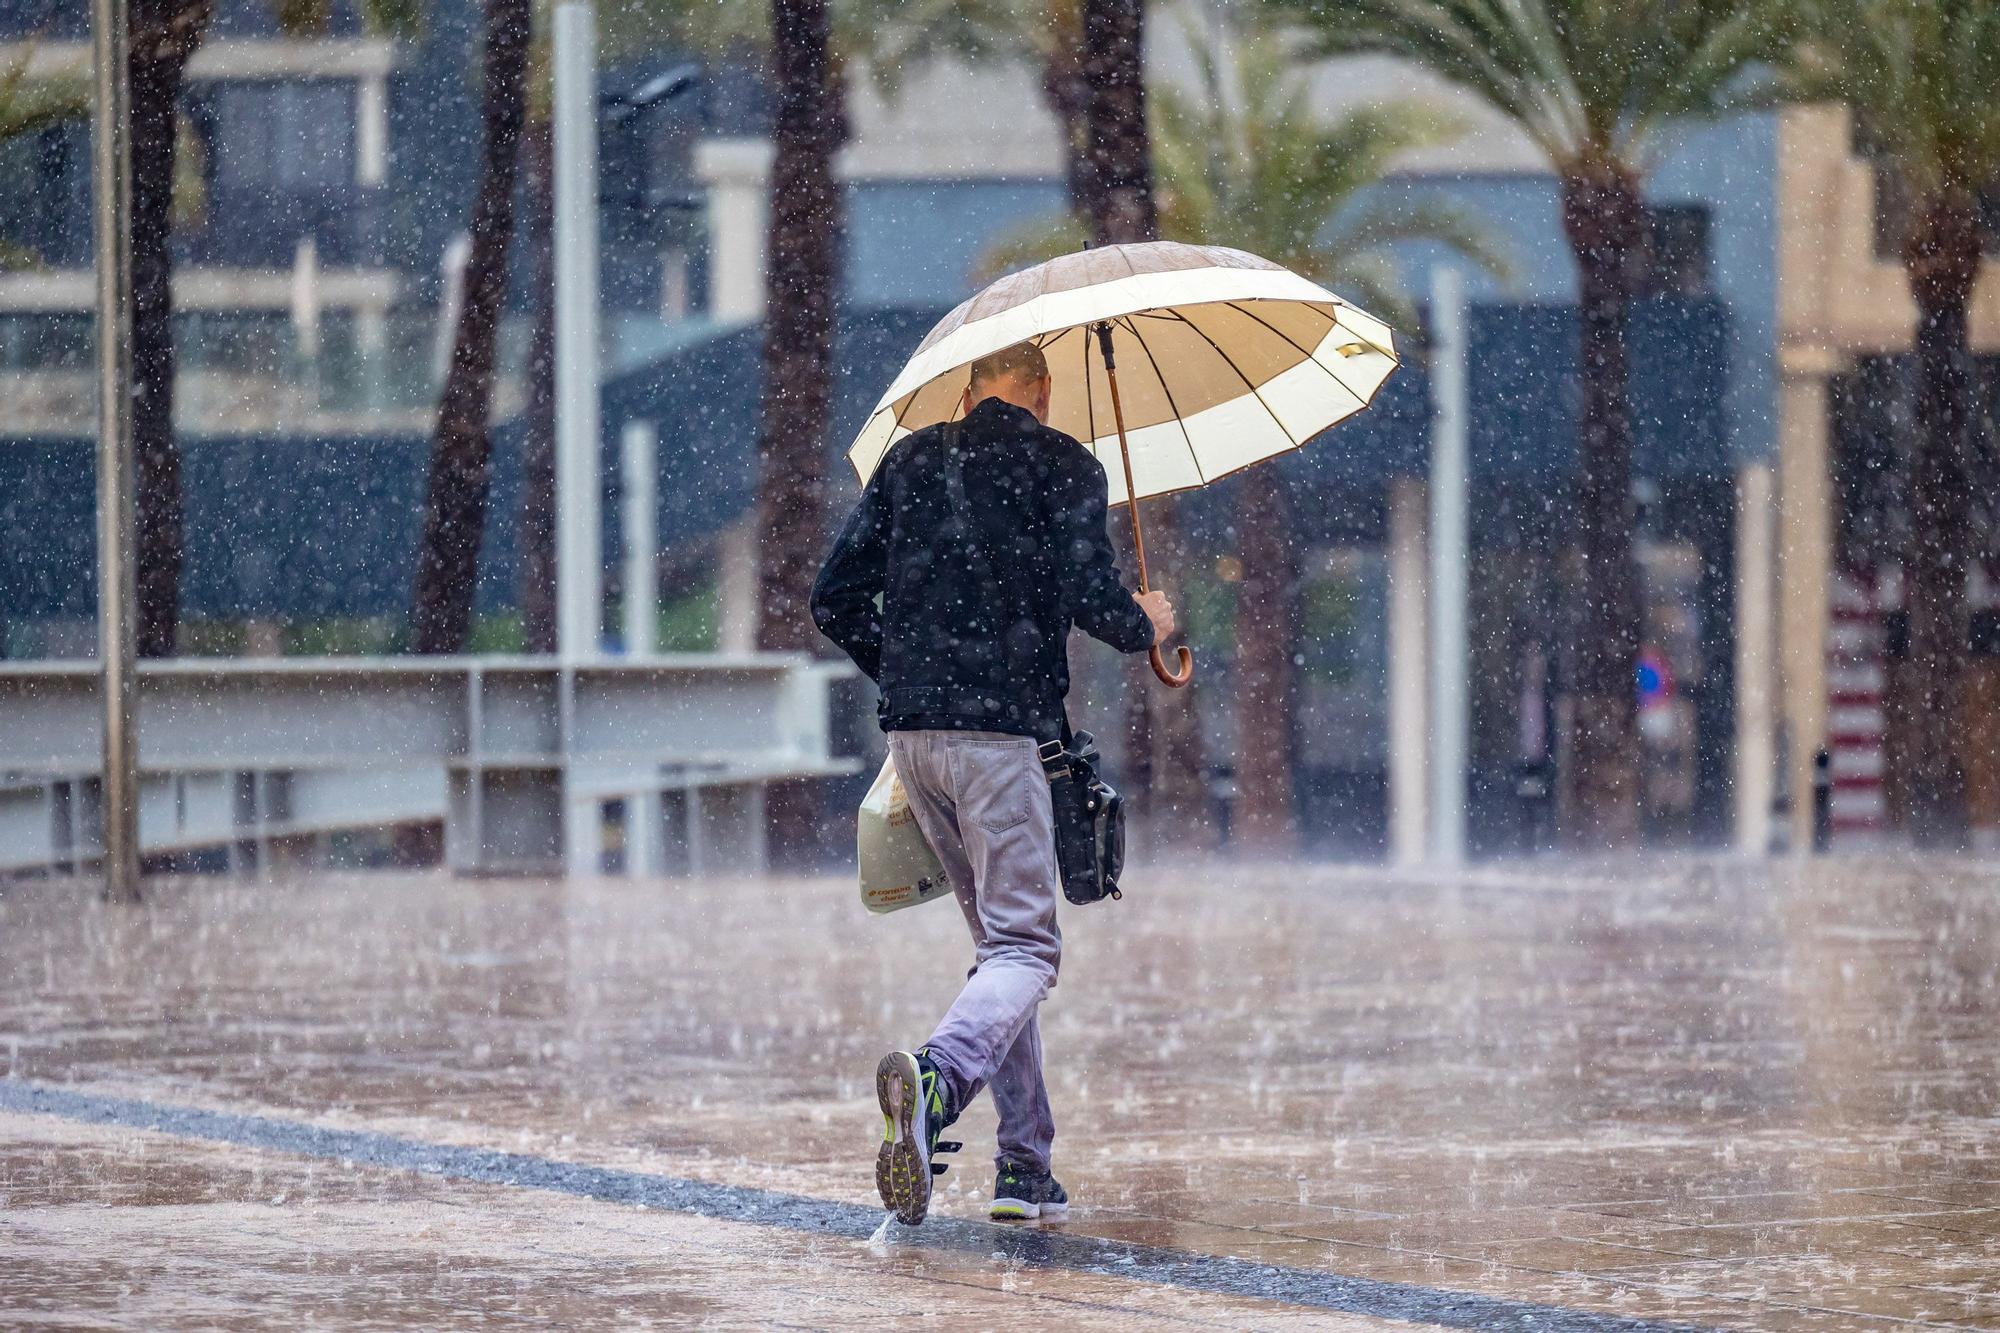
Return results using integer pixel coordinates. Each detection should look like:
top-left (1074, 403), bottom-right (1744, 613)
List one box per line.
top-left (1, 0), bottom-right (1994, 859)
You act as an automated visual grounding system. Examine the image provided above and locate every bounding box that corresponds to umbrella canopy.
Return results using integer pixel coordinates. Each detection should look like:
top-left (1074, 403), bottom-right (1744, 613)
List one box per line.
top-left (846, 241), bottom-right (1400, 505)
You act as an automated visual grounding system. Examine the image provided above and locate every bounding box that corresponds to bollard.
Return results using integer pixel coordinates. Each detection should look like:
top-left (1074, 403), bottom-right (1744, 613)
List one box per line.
top-left (1513, 757), bottom-right (1555, 853)
top-left (1811, 747), bottom-right (1833, 853)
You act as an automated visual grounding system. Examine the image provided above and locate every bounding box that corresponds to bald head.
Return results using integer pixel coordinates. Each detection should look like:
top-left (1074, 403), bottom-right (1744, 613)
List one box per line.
top-left (963, 341), bottom-right (1053, 423)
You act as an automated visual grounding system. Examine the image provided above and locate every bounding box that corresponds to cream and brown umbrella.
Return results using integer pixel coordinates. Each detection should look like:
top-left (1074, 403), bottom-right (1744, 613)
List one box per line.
top-left (846, 240), bottom-right (1400, 687)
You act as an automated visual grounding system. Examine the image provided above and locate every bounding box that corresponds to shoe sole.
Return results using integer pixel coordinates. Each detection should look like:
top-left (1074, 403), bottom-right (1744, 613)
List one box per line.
top-left (992, 1198), bottom-right (1069, 1222)
top-left (875, 1051), bottom-right (930, 1225)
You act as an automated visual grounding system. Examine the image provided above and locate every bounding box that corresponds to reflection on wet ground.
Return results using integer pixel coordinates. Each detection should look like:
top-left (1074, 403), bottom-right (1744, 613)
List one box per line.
top-left (3, 856), bottom-right (1998, 1329)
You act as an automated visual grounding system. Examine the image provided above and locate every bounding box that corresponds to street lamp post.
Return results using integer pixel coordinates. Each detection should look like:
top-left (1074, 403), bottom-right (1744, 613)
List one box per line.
top-left (553, 0), bottom-right (601, 665)
top-left (92, 0), bottom-right (141, 903)
top-left (553, 0), bottom-right (602, 877)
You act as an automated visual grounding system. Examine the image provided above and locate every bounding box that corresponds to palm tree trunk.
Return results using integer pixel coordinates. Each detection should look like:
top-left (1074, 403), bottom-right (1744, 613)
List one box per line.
top-left (1557, 162), bottom-right (1644, 847)
top-left (754, 0), bottom-right (847, 866)
top-left (1895, 187), bottom-right (1981, 847)
top-left (1080, 0), bottom-right (1154, 246)
top-left (755, 0), bottom-right (846, 654)
top-left (128, 0), bottom-right (215, 657)
top-left (1082, 0), bottom-right (1212, 849)
top-left (1041, 53), bottom-right (1100, 222)
top-left (518, 119), bottom-right (558, 655)
top-left (1233, 466), bottom-right (1298, 851)
top-left (408, 0), bottom-right (531, 655)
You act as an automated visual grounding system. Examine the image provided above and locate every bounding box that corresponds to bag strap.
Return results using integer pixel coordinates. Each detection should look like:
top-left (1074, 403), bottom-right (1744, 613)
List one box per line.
top-left (940, 421), bottom-right (995, 594)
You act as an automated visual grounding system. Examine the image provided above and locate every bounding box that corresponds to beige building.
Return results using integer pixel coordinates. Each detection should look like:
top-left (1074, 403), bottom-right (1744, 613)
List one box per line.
top-left (1773, 104), bottom-right (2000, 843)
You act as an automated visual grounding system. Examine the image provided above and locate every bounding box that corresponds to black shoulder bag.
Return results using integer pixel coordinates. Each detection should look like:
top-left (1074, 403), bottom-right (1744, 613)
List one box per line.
top-left (1037, 728), bottom-right (1126, 904)
top-left (942, 423), bottom-right (1128, 906)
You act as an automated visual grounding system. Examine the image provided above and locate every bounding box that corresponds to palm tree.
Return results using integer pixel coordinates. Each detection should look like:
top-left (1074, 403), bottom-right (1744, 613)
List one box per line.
top-left (754, 0), bottom-right (847, 654)
top-left (1264, 0), bottom-right (1790, 845)
top-left (1076, 0), bottom-right (1222, 850)
top-left (1157, 28), bottom-right (1503, 851)
top-left (870, 0), bottom-right (1100, 218)
top-left (109, 1), bottom-right (418, 655)
top-left (1081, 0), bottom-right (1153, 246)
top-left (971, 1), bottom-right (1208, 849)
top-left (126, 1), bottom-right (218, 656)
top-left (594, 2), bottom-right (1108, 665)
top-left (1778, 0), bottom-right (2000, 847)
top-left (983, 25), bottom-right (1503, 850)
top-left (606, 2), bottom-right (851, 659)
top-left (409, 0), bottom-right (534, 653)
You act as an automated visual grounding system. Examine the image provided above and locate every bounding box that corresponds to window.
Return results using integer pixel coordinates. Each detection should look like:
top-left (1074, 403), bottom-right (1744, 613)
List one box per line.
top-left (205, 80), bottom-right (356, 193)
top-left (1639, 205), bottom-right (1711, 298)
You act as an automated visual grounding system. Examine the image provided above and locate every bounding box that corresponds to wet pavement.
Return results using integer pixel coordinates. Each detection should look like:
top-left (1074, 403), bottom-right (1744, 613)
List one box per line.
top-left (3, 856), bottom-right (1999, 1329)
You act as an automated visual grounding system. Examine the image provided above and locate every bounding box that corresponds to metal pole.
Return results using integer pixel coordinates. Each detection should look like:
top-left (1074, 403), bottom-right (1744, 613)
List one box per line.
top-left (554, 1), bottom-right (602, 879)
top-left (92, 0), bottom-right (140, 903)
top-left (1733, 462), bottom-right (1777, 854)
top-left (554, 0), bottom-right (602, 662)
top-left (621, 420), bottom-right (658, 657)
top-left (1427, 266), bottom-right (1470, 866)
top-left (1386, 477), bottom-right (1429, 867)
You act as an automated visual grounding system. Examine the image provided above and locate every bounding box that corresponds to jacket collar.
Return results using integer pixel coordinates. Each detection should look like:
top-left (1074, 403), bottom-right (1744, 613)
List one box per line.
top-left (964, 397), bottom-right (1038, 432)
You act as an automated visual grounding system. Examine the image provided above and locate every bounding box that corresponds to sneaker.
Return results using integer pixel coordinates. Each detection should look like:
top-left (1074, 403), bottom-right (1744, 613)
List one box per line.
top-left (875, 1049), bottom-right (958, 1225)
top-left (990, 1161), bottom-right (1069, 1221)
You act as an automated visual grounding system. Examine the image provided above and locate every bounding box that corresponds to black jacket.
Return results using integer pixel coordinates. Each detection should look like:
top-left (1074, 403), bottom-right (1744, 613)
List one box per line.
top-left (810, 397), bottom-right (1155, 741)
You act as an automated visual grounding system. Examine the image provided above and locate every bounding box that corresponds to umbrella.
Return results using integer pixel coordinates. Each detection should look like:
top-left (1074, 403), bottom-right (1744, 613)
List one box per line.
top-left (846, 241), bottom-right (1400, 687)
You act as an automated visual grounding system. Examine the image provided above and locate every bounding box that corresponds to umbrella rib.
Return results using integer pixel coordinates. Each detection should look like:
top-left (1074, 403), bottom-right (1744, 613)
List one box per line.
top-left (1123, 318), bottom-right (1208, 488)
top-left (1223, 300), bottom-right (1331, 365)
top-left (1159, 307), bottom-right (1299, 462)
top-left (1223, 300), bottom-right (1370, 415)
top-left (1081, 318), bottom-right (1106, 494)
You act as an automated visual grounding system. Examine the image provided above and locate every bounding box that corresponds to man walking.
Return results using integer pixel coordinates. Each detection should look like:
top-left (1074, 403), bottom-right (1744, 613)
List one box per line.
top-left (811, 340), bottom-right (1174, 1226)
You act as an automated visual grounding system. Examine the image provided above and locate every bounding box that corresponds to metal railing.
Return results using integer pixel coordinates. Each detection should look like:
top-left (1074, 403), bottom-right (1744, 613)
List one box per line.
top-left (0, 654), bottom-right (855, 877)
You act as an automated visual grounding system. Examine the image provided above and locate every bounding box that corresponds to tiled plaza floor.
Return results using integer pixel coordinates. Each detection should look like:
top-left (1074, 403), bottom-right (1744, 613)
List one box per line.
top-left (3, 855), bottom-right (1998, 1329)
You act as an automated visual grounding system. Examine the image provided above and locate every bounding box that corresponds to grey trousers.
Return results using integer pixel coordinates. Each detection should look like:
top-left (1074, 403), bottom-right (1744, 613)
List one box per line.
top-left (887, 728), bottom-right (1061, 1174)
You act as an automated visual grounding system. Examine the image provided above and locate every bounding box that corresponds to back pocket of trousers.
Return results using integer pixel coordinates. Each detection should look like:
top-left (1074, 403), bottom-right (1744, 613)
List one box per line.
top-left (951, 740), bottom-right (1032, 835)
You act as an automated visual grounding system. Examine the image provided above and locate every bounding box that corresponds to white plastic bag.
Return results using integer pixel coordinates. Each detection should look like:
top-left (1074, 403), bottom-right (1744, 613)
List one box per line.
top-left (858, 755), bottom-right (951, 914)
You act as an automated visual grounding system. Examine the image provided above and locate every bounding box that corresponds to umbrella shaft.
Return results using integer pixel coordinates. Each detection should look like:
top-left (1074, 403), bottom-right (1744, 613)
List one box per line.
top-left (1095, 323), bottom-right (1150, 594)
top-left (1094, 321), bottom-right (1191, 690)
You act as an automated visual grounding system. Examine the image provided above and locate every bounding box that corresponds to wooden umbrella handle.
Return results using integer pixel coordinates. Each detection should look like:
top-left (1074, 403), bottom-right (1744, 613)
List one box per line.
top-left (1096, 321), bottom-right (1194, 690)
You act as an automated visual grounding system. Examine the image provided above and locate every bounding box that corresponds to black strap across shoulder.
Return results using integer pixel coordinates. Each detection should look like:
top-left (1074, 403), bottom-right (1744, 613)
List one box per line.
top-left (940, 421), bottom-right (994, 595)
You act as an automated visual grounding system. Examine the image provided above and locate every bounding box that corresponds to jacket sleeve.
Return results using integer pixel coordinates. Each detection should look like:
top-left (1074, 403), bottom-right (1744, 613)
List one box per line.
top-left (809, 466), bottom-right (893, 680)
top-left (1053, 452), bottom-right (1155, 654)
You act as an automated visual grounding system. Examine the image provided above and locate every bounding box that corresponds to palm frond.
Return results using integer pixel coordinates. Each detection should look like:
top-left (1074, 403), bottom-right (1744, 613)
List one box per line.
top-left (359, 0), bottom-right (424, 38)
top-left (969, 212), bottom-right (1090, 286)
top-left (273, 0), bottom-right (419, 37)
top-left (1260, 0), bottom-right (1790, 173)
top-left (1323, 196), bottom-right (1515, 289)
top-left (1315, 249), bottom-right (1415, 332)
top-left (0, 43), bottom-right (88, 143)
top-left (609, 0), bottom-right (768, 65)
top-left (617, 0), bottom-right (1061, 99)
top-left (0, 236), bottom-right (43, 273)
top-left (1772, 0), bottom-right (2000, 197)
top-left (860, 0), bottom-right (1038, 102)
top-left (1261, 0), bottom-right (1588, 162)
top-left (1622, 0), bottom-right (1795, 160)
